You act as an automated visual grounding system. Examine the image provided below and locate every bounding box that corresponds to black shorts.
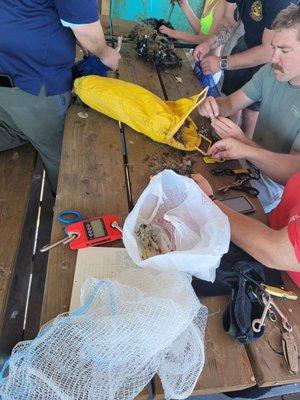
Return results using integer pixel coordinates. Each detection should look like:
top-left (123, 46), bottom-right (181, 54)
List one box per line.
top-left (222, 36), bottom-right (262, 112)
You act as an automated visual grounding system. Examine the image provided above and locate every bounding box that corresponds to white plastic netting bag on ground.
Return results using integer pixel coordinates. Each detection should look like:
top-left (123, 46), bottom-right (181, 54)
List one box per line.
top-left (0, 268), bottom-right (207, 400)
top-left (123, 169), bottom-right (230, 281)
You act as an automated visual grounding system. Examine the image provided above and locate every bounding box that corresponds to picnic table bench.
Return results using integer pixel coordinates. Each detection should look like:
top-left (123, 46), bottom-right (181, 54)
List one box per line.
top-left (0, 145), bottom-right (41, 356)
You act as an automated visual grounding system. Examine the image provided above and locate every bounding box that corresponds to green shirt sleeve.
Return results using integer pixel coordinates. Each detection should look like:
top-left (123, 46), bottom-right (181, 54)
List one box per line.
top-left (241, 64), bottom-right (271, 103)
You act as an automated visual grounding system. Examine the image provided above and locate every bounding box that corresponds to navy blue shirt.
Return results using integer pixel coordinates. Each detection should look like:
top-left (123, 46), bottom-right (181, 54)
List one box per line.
top-left (226, 0), bottom-right (297, 48)
top-left (0, 0), bottom-right (99, 96)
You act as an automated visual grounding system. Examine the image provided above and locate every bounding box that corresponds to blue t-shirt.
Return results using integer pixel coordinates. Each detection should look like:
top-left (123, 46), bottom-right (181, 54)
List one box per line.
top-left (0, 0), bottom-right (99, 96)
top-left (226, 0), bottom-right (297, 48)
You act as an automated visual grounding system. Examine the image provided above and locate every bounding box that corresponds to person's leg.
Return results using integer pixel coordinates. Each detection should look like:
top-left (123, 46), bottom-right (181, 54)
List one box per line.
top-left (0, 92), bottom-right (28, 151)
top-left (0, 86), bottom-right (71, 192)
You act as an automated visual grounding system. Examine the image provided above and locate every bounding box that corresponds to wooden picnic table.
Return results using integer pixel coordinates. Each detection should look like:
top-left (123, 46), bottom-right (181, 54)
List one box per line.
top-left (38, 18), bottom-right (300, 399)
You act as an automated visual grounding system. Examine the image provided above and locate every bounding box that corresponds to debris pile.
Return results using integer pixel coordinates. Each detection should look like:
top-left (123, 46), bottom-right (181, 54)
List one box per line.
top-left (146, 152), bottom-right (194, 176)
top-left (136, 223), bottom-right (174, 260)
top-left (129, 18), bottom-right (182, 69)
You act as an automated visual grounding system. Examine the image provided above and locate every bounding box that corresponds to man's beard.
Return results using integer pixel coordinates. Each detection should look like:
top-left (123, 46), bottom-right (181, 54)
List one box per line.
top-left (272, 63), bottom-right (284, 73)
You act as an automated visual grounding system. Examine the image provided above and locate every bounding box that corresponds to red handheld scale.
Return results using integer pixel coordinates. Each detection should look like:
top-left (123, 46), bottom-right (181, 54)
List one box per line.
top-left (65, 215), bottom-right (122, 250)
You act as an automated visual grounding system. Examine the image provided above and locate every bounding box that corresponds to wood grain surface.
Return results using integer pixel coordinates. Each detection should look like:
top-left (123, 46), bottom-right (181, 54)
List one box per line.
top-left (246, 274), bottom-right (300, 387)
top-left (40, 106), bottom-right (128, 324)
top-left (0, 144), bottom-right (37, 351)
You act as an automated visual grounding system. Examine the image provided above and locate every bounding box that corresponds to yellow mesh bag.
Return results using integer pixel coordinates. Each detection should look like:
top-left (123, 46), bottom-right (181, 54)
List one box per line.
top-left (74, 76), bottom-right (209, 152)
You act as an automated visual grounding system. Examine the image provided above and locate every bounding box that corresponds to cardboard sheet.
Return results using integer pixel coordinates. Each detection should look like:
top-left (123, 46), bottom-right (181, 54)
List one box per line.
top-left (70, 247), bottom-right (138, 311)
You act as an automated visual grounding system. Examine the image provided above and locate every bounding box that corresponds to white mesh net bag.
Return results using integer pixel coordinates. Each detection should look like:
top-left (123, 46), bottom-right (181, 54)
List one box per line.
top-left (0, 268), bottom-right (207, 400)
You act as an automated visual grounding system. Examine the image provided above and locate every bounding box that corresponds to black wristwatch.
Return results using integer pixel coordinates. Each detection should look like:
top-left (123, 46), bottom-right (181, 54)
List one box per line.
top-left (219, 56), bottom-right (229, 71)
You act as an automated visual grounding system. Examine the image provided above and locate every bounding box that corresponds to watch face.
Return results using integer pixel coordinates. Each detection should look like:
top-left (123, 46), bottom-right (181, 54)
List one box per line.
top-left (220, 58), bottom-right (228, 70)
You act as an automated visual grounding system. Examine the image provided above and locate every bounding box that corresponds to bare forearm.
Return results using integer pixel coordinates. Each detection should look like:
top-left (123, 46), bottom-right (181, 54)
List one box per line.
top-left (228, 44), bottom-right (273, 69)
top-left (173, 31), bottom-right (209, 43)
top-left (215, 201), bottom-right (295, 270)
top-left (243, 147), bottom-right (300, 185)
top-left (216, 96), bottom-right (237, 117)
top-left (72, 21), bottom-right (107, 58)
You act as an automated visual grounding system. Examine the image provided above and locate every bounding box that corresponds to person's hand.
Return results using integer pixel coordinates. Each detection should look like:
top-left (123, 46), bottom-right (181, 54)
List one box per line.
top-left (193, 41), bottom-right (211, 61)
top-left (200, 55), bottom-right (220, 74)
top-left (191, 173), bottom-right (214, 197)
top-left (100, 46), bottom-right (121, 71)
top-left (208, 137), bottom-right (251, 160)
top-left (211, 116), bottom-right (247, 142)
top-left (158, 25), bottom-right (178, 39)
top-left (198, 96), bottom-right (220, 119)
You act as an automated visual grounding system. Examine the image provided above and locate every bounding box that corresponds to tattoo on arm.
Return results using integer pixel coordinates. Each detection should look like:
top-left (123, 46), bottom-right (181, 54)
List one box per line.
top-left (210, 23), bottom-right (238, 49)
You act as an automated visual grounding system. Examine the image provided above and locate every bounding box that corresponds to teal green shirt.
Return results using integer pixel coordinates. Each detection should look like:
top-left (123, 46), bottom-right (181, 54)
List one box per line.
top-left (242, 64), bottom-right (300, 154)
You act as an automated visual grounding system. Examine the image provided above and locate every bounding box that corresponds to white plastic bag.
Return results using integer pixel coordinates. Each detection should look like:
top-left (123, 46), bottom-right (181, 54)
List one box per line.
top-left (123, 169), bottom-right (230, 281)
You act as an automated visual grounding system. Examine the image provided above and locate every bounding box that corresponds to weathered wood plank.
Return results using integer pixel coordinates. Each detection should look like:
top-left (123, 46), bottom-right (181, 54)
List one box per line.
top-left (0, 144), bottom-right (38, 352)
top-left (100, 0), bottom-right (110, 16)
top-left (267, 397), bottom-right (284, 400)
top-left (283, 394), bottom-right (300, 400)
top-left (246, 274), bottom-right (300, 387)
top-left (23, 179), bottom-right (55, 340)
top-left (40, 105), bottom-right (128, 325)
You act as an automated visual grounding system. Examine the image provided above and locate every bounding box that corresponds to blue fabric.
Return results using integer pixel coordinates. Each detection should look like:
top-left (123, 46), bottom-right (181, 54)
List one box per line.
top-left (0, 0), bottom-right (99, 96)
top-left (194, 62), bottom-right (221, 98)
top-left (73, 54), bottom-right (110, 79)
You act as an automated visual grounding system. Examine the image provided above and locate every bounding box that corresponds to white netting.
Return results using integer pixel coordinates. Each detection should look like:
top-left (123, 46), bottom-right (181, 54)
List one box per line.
top-left (0, 268), bottom-right (207, 400)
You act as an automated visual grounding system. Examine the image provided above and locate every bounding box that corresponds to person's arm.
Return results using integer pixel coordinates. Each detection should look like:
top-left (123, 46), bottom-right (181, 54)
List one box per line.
top-left (159, 0), bottom-right (226, 44)
top-left (193, 2), bottom-right (238, 61)
top-left (227, 28), bottom-right (274, 69)
top-left (206, 0), bottom-right (226, 37)
top-left (237, 146), bottom-right (300, 185)
top-left (200, 27), bottom-right (274, 74)
top-left (191, 174), bottom-right (300, 272)
top-left (180, 0), bottom-right (202, 33)
top-left (208, 137), bottom-right (300, 185)
top-left (158, 26), bottom-right (209, 43)
top-left (210, 116), bottom-right (259, 145)
top-left (71, 20), bottom-right (120, 70)
top-left (198, 89), bottom-right (253, 119)
top-left (216, 201), bottom-right (299, 271)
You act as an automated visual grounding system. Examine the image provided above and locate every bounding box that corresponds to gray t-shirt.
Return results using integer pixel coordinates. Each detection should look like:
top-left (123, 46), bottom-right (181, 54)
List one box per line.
top-left (241, 64), bottom-right (300, 213)
top-left (242, 63), bottom-right (300, 153)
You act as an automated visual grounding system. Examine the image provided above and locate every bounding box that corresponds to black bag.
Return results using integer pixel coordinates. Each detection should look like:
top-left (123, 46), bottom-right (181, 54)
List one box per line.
top-left (192, 243), bottom-right (283, 344)
top-left (218, 260), bottom-right (266, 344)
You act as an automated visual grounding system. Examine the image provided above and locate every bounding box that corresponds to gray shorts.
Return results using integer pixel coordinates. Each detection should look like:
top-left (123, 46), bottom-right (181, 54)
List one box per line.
top-left (222, 36), bottom-right (261, 112)
top-left (0, 86), bottom-right (71, 191)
